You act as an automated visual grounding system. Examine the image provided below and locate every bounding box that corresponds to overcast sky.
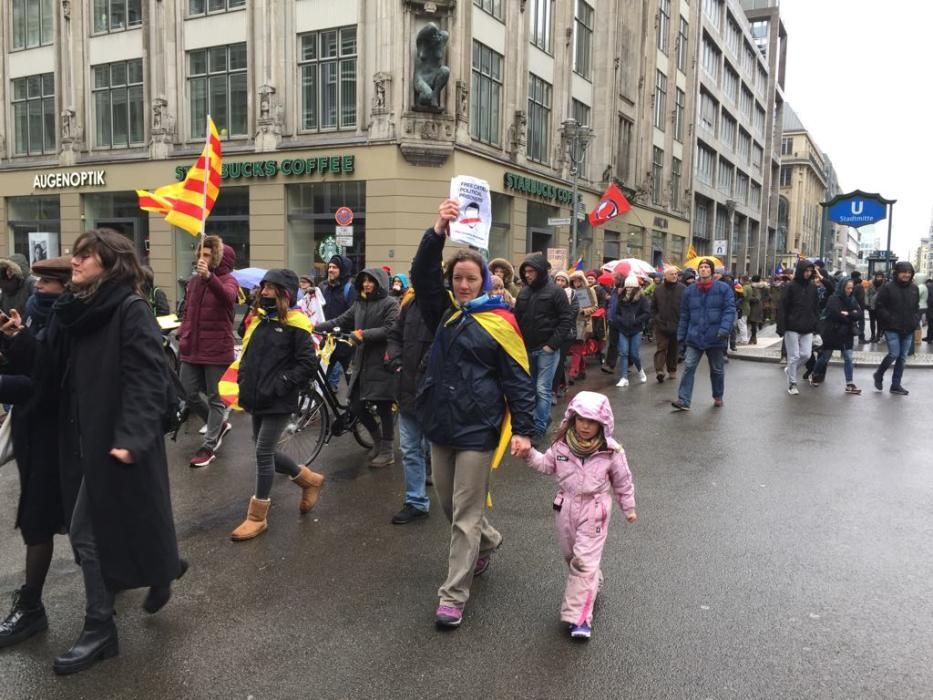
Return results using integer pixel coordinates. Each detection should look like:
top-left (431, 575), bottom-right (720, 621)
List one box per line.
top-left (778, 0), bottom-right (933, 259)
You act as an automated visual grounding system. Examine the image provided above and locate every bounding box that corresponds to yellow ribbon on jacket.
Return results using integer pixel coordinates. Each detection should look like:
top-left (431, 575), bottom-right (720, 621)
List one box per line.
top-left (445, 302), bottom-right (530, 507)
top-left (219, 308), bottom-right (313, 410)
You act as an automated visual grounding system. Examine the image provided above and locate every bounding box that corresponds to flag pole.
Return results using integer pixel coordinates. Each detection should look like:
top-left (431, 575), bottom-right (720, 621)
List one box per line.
top-left (200, 114), bottom-right (211, 243)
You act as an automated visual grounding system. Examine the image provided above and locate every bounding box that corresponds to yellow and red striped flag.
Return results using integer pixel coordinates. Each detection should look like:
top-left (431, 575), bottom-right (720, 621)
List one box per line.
top-left (137, 117), bottom-right (222, 236)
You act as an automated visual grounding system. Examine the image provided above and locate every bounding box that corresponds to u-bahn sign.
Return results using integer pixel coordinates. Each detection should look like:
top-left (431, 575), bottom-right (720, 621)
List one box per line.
top-left (822, 190), bottom-right (895, 227)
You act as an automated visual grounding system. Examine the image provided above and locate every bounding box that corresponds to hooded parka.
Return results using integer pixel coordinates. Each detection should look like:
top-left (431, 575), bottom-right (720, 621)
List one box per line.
top-left (178, 240), bottom-right (239, 365)
top-left (875, 263), bottom-right (921, 335)
top-left (777, 261), bottom-right (820, 335)
top-left (514, 253), bottom-right (575, 351)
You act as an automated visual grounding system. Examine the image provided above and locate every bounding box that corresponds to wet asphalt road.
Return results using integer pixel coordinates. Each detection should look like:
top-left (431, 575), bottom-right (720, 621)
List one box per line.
top-left (0, 357), bottom-right (931, 699)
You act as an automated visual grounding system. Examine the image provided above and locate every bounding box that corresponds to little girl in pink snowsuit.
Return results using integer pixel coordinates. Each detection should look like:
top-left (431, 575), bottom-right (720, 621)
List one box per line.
top-left (523, 390), bottom-right (636, 640)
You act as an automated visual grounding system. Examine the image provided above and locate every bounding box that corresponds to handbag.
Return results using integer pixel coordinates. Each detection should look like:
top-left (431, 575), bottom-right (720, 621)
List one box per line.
top-left (0, 410), bottom-right (14, 468)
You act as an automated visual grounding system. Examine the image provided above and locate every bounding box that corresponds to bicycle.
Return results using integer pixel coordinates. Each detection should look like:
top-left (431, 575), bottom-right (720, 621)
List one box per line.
top-left (277, 329), bottom-right (375, 465)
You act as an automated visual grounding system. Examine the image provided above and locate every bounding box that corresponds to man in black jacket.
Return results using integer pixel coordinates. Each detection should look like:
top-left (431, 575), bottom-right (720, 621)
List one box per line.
top-left (321, 255), bottom-right (356, 391)
top-left (873, 261), bottom-right (920, 395)
top-left (513, 253), bottom-right (574, 436)
top-left (385, 222), bottom-right (449, 525)
top-left (651, 266), bottom-right (685, 382)
top-left (777, 260), bottom-right (819, 395)
top-left (850, 270), bottom-right (867, 342)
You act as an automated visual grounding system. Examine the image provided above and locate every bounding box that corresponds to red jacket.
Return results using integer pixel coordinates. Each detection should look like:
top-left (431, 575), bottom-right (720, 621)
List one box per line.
top-left (178, 245), bottom-right (239, 365)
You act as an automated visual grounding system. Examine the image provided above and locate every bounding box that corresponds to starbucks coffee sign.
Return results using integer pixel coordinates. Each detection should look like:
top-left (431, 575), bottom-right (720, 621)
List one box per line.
top-left (33, 170), bottom-right (106, 189)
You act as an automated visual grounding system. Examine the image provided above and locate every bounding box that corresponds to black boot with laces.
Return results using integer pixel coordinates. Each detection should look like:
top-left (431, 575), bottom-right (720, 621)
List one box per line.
top-left (0, 586), bottom-right (48, 648)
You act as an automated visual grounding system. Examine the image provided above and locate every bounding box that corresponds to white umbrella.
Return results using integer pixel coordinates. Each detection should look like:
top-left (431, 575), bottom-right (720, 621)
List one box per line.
top-left (601, 258), bottom-right (655, 277)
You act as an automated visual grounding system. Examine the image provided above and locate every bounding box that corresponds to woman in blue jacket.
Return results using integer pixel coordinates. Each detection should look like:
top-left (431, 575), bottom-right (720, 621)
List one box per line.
top-left (417, 199), bottom-right (536, 629)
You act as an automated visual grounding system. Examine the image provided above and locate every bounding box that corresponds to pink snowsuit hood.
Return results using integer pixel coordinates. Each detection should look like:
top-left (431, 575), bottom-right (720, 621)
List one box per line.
top-left (562, 391), bottom-right (620, 451)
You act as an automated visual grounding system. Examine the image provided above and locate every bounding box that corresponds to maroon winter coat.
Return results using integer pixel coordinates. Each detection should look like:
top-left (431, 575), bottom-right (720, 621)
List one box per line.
top-left (178, 244), bottom-right (239, 365)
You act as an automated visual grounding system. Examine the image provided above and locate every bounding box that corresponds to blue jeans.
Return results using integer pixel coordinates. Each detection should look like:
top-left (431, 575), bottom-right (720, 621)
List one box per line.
top-left (530, 348), bottom-right (561, 435)
top-left (618, 332), bottom-right (643, 377)
top-left (677, 345), bottom-right (725, 406)
top-left (878, 331), bottom-right (911, 387)
top-left (814, 348), bottom-right (854, 383)
top-left (399, 411), bottom-right (430, 512)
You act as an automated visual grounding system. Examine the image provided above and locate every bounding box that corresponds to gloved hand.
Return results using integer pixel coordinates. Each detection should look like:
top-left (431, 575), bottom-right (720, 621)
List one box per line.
top-left (350, 329), bottom-right (365, 346)
top-left (717, 330), bottom-right (729, 340)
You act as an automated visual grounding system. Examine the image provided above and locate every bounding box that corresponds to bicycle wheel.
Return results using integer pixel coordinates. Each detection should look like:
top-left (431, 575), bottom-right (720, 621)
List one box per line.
top-left (352, 418), bottom-right (375, 450)
top-left (278, 390), bottom-right (331, 465)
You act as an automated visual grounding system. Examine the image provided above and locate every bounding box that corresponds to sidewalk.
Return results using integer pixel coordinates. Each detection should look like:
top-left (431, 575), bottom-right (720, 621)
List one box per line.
top-left (729, 327), bottom-right (933, 368)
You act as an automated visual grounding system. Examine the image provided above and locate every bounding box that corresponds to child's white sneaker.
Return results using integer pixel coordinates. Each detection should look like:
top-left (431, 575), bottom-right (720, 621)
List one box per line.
top-left (616, 377), bottom-right (629, 388)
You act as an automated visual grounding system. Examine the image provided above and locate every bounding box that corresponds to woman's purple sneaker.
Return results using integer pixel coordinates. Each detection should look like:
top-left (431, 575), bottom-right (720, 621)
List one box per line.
top-left (569, 622), bottom-right (592, 640)
top-left (435, 605), bottom-right (463, 628)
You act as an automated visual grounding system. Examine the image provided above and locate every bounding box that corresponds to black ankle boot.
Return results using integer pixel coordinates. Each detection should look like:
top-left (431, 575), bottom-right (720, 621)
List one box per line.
top-left (0, 586), bottom-right (48, 648)
top-left (143, 559), bottom-right (189, 614)
top-left (53, 617), bottom-right (119, 676)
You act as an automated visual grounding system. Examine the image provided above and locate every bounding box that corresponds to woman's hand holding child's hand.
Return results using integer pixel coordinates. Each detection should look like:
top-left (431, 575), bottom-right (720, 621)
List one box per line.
top-left (510, 435), bottom-right (531, 458)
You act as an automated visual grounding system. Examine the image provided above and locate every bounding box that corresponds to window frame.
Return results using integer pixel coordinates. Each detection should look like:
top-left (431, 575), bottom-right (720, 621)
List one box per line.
top-left (654, 70), bottom-right (667, 132)
top-left (674, 88), bottom-right (685, 143)
top-left (91, 0), bottom-right (143, 35)
top-left (186, 0), bottom-right (246, 18)
top-left (470, 41), bottom-right (504, 147)
top-left (187, 42), bottom-right (249, 140)
top-left (473, 0), bottom-right (504, 21)
top-left (11, 72), bottom-right (56, 156)
top-left (527, 73), bottom-right (552, 164)
top-left (657, 0), bottom-right (671, 55)
top-left (529, 0), bottom-right (554, 54)
top-left (676, 17), bottom-right (689, 73)
top-left (573, 0), bottom-right (594, 81)
top-left (297, 26), bottom-right (359, 134)
top-left (652, 147), bottom-right (664, 206)
top-left (671, 158), bottom-right (682, 210)
top-left (10, 0), bottom-right (54, 51)
top-left (91, 58), bottom-right (146, 149)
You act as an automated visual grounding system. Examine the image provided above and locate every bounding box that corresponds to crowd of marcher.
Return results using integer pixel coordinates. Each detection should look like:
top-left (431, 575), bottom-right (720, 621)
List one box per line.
top-left (0, 199), bottom-right (927, 672)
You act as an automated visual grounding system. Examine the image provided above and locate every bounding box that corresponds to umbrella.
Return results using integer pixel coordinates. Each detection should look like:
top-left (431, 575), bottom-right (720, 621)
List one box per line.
top-left (232, 267), bottom-right (268, 290)
top-left (600, 258), bottom-right (655, 276)
top-left (682, 256), bottom-right (723, 270)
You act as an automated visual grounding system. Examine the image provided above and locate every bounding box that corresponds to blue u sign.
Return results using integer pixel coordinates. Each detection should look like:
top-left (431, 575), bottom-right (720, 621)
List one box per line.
top-left (827, 197), bottom-right (887, 226)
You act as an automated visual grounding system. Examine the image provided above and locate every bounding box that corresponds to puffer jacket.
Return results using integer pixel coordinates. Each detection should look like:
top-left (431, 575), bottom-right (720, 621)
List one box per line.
top-left (525, 391), bottom-right (635, 514)
top-left (677, 280), bottom-right (736, 349)
top-left (650, 280), bottom-right (685, 335)
top-left (315, 267), bottom-right (400, 402)
top-left (514, 253), bottom-right (575, 351)
top-left (608, 289), bottom-right (651, 337)
top-left (387, 229), bottom-right (449, 414)
top-left (178, 243), bottom-right (239, 365)
top-left (237, 312), bottom-right (318, 415)
top-left (777, 261), bottom-right (820, 335)
top-left (875, 278), bottom-right (920, 335)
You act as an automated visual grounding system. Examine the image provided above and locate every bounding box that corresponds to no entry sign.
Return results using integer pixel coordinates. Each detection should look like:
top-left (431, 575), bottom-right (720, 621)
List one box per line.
top-left (335, 207), bottom-right (354, 226)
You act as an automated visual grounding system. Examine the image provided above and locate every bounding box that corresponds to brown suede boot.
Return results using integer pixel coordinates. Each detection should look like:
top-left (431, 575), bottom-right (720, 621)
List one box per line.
top-left (230, 497), bottom-right (270, 541)
top-left (369, 439), bottom-right (395, 468)
top-left (291, 466), bottom-right (325, 514)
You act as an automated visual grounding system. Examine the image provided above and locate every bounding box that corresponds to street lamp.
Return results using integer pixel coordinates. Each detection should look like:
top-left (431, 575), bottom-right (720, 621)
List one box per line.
top-left (561, 118), bottom-right (593, 263)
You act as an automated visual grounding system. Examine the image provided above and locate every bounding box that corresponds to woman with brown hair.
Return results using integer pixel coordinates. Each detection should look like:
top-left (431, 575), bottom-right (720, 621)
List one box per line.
top-left (1, 229), bottom-right (185, 674)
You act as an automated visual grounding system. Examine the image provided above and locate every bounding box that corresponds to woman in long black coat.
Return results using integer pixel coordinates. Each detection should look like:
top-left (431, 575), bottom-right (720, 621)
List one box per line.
top-left (4, 229), bottom-right (183, 675)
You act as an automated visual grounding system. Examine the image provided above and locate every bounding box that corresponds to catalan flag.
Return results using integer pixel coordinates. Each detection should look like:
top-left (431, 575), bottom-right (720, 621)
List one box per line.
top-left (137, 116), bottom-right (222, 236)
top-left (568, 256), bottom-right (585, 273)
top-left (685, 244), bottom-right (698, 262)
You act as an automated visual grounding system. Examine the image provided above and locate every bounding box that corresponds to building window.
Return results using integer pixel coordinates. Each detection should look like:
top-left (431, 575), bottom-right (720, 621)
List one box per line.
top-left (725, 15), bottom-right (741, 55)
top-left (780, 166), bottom-right (792, 187)
top-left (299, 27), bottom-right (357, 132)
top-left (7, 195), bottom-right (60, 260)
top-left (781, 136), bottom-right (793, 155)
top-left (721, 112), bottom-right (737, 150)
top-left (471, 42), bottom-right (503, 147)
top-left (572, 99), bottom-right (591, 177)
top-left (701, 36), bottom-right (721, 83)
top-left (93, 59), bottom-right (145, 149)
top-left (654, 70), bottom-right (667, 131)
top-left (750, 182), bottom-right (761, 208)
top-left (754, 103), bottom-right (765, 135)
top-left (657, 0), bottom-right (671, 54)
top-left (757, 65), bottom-right (768, 94)
top-left (671, 158), bottom-right (682, 210)
top-left (473, 0), bottom-right (504, 20)
top-left (288, 181), bottom-right (366, 277)
top-left (187, 0), bottom-right (246, 16)
top-left (752, 142), bottom-right (763, 172)
top-left (10, 0), bottom-right (53, 50)
top-left (735, 170), bottom-right (749, 204)
top-left (92, 0), bottom-right (142, 33)
top-left (11, 73), bottom-right (55, 156)
top-left (529, 0), bottom-right (554, 53)
top-left (739, 85), bottom-right (753, 120)
top-left (704, 0), bottom-right (722, 32)
top-left (527, 73), bottom-right (552, 163)
top-left (743, 43), bottom-right (756, 74)
top-left (674, 88), bottom-right (685, 143)
top-left (738, 128), bottom-right (751, 163)
top-left (723, 63), bottom-right (739, 103)
top-left (696, 144), bottom-right (715, 186)
top-left (699, 90), bottom-right (717, 133)
top-left (676, 18), bottom-right (689, 73)
top-left (718, 158), bottom-right (733, 195)
top-left (617, 116), bottom-right (633, 182)
top-left (574, 0), bottom-right (594, 80)
top-left (188, 43), bottom-right (248, 138)
top-left (695, 202), bottom-right (710, 239)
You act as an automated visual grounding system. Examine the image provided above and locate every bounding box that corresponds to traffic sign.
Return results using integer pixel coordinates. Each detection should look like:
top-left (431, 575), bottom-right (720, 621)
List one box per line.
top-left (335, 207), bottom-right (353, 226)
top-left (713, 240), bottom-right (728, 256)
top-left (548, 217), bottom-right (572, 226)
top-left (335, 225), bottom-right (354, 247)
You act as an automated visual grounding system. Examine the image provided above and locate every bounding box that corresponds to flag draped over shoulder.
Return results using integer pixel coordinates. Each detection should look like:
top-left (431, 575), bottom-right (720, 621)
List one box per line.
top-left (137, 117), bottom-right (222, 236)
top-left (218, 308), bottom-right (313, 410)
top-left (445, 295), bottom-right (530, 506)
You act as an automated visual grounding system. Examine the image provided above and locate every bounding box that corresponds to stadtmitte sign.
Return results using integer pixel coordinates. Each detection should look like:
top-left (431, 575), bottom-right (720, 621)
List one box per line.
top-left (33, 170), bottom-right (106, 189)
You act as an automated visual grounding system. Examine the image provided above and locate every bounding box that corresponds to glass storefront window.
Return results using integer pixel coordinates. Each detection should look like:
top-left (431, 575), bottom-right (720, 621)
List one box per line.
top-left (84, 191), bottom-right (152, 264)
top-left (485, 192), bottom-right (512, 262)
top-left (175, 186), bottom-right (249, 294)
top-left (527, 201), bottom-right (558, 255)
top-left (7, 195), bottom-right (60, 260)
top-left (286, 181), bottom-right (365, 280)
top-left (651, 231), bottom-right (666, 266)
